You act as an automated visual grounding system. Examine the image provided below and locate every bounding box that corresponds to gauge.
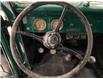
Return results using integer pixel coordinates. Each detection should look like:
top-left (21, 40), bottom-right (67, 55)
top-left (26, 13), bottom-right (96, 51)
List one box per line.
top-left (34, 18), bottom-right (46, 31)
top-left (51, 19), bottom-right (63, 30)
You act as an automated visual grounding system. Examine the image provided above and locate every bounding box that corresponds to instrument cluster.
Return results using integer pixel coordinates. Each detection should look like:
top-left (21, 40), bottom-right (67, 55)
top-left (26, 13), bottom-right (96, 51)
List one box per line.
top-left (33, 18), bottom-right (63, 31)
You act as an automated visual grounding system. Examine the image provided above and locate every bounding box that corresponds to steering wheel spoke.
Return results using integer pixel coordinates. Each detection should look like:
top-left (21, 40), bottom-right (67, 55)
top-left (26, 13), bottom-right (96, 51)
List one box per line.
top-left (54, 5), bottom-right (67, 32)
top-left (57, 44), bottom-right (83, 60)
top-left (17, 31), bottom-right (43, 43)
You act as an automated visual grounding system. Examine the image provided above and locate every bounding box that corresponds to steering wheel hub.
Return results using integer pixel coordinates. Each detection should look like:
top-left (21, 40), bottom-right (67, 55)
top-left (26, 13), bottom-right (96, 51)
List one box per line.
top-left (43, 31), bottom-right (61, 48)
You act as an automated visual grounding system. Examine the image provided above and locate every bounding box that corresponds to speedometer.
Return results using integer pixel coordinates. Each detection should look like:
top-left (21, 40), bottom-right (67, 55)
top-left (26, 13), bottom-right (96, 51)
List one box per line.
top-left (51, 19), bottom-right (63, 30)
top-left (34, 18), bottom-right (46, 31)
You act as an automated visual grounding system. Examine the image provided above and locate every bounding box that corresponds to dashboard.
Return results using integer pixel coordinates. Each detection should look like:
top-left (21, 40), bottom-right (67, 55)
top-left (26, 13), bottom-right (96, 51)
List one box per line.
top-left (13, 2), bottom-right (103, 33)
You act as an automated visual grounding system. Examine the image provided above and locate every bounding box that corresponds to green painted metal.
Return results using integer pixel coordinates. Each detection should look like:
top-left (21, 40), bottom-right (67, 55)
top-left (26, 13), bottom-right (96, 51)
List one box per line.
top-left (1, 3), bottom-right (15, 20)
top-left (13, 2), bottom-right (103, 33)
top-left (1, 2), bottom-right (103, 33)
top-left (1, 2), bottom-right (29, 76)
top-left (1, 2), bottom-right (29, 61)
top-left (1, 31), bottom-right (19, 77)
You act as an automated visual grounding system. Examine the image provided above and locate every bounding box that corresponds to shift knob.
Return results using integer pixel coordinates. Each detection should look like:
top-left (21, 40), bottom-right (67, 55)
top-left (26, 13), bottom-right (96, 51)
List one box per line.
top-left (88, 56), bottom-right (96, 63)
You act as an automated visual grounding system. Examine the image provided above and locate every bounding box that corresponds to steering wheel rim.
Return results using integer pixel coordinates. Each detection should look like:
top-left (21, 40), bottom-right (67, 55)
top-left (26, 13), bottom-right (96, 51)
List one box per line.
top-left (10, 2), bottom-right (93, 77)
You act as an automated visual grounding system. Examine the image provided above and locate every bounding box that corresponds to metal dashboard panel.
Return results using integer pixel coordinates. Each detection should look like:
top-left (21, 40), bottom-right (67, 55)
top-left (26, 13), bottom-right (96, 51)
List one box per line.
top-left (3, 2), bottom-right (103, 33)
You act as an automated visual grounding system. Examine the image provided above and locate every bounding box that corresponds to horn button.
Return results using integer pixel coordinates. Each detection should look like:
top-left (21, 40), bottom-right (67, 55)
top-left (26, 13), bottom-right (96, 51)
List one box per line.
top-left (43, 31), bottom-right (61, 49)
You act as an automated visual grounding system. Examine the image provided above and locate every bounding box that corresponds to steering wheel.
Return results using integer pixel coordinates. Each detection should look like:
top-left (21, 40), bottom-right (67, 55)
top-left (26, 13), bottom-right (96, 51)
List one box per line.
top-left (10, 2), bottom-right (93, 77)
